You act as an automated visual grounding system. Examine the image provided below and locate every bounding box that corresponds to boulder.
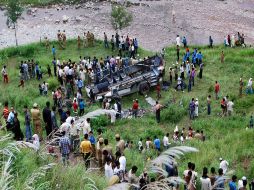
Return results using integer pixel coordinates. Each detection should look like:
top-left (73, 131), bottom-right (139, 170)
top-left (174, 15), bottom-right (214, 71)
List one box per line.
top-left (62, 15), bottom-right (69, 23)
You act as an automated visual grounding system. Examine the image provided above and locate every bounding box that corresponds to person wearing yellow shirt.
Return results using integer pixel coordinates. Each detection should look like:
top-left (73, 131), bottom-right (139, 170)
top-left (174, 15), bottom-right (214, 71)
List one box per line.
top-left (80, 134), bottom-right (92, 168)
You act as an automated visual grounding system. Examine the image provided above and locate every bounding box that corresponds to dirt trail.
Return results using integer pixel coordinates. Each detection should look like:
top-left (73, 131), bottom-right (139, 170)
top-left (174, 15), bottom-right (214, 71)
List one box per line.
top-left (0, 0), bottom-right (254, 51)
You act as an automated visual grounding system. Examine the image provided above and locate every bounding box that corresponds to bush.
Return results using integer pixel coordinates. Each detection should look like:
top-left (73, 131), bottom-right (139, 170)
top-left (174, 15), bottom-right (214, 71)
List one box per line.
top-left (161, 105), bottom-right (186, 123)
top-left (46, 78), bottom-right (59, 91)
top-left (91, 115), bottom-right (109, 131)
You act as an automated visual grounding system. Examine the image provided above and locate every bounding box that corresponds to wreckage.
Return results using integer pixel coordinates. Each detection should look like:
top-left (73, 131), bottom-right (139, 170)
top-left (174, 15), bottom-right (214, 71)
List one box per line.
top-left (85, 55), bottom-right (164, 100)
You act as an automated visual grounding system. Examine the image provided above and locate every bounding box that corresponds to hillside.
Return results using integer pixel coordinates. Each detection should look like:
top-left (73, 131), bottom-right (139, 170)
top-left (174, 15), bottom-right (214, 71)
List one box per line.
top-left (0, 40), bottom-right (254, 190)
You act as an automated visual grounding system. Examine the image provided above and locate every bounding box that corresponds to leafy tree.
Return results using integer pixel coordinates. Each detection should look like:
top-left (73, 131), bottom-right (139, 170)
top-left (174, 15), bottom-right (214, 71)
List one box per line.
top-left (5, 0), bottom-right (23, 46)
top-left (111, 5), bottom-right (133, 31)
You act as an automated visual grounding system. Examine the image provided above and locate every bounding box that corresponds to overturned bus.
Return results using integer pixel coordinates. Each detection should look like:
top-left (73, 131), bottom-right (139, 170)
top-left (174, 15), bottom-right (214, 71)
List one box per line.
top-left (85, 55), bottom-right (164, 100)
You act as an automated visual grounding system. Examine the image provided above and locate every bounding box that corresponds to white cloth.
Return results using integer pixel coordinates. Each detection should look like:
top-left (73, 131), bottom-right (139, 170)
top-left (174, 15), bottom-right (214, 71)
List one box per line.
top-left (119, 156), bottom-right (126, 171)
top-left (200, 177), bottom-right (212, 190)
top-left (247, 79), bottom-right (252, 87)
top-left (219, 160), bottom-right (229, 174)
top-left (195, 101), bottom-right (199, 116)
top-left (227, 101), bottom-right (234, 111)
top-left (176, 36), bottom-right (181, 46)
top-left (105, 163), bottom-right (113, 179)
top-left (82, 121), bottom-right (91, 135)
top-left (238, 179), bottom-right (243, 190)
top-left (32, 134), bottom-right (40, 151)
top-left (66, 116), bottom-right (75, 125)
top-left (163, 136), bottom-right (170, 147)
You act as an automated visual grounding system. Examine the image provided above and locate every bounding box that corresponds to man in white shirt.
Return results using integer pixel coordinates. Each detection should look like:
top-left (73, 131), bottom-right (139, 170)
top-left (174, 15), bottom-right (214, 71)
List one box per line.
top-left (82, 118), bottom-right (91, 135)
top-left (227, 100), bottom-right (234, 116)
top-left (176, 35), bottom-right (181, 46)
top-left (163, 133), bottom-right (170, 149)
top-left (219, 158), bottom-right (229, 174)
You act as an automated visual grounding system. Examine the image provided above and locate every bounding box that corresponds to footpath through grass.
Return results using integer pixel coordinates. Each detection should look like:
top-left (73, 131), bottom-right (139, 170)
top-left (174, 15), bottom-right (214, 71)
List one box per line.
top-left (0, 40), bottom-right (254, 189)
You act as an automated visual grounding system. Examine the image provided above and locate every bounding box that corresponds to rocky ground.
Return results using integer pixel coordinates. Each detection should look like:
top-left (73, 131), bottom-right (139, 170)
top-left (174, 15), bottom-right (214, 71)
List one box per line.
top-left (0, 0), bottom-right (254, 51)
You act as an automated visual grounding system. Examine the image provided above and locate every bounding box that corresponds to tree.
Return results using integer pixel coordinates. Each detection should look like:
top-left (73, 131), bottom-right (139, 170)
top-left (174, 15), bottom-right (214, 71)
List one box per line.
top-left (5, 0), bottom-right (23, 46)
top-left (111, 5), bottom-right (133, 31)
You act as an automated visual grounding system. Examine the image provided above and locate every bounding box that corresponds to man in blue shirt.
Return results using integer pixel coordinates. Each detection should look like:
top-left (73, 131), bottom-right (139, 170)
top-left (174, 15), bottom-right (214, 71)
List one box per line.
top-left (76, 78), bottom-right (84, 95)
top-left (153, 136), bottom-right (161, 152)
top-left (52, 46), bottom-right (56, 57)
top-left (229, 175), bottom-right (237, 190)
top-left (59, 131), bottom-right (71, 166)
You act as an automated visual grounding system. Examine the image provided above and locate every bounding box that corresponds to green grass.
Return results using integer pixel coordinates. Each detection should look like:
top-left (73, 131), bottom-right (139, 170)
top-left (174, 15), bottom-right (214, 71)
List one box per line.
top-left (0, 39), bottom-right (254, 189)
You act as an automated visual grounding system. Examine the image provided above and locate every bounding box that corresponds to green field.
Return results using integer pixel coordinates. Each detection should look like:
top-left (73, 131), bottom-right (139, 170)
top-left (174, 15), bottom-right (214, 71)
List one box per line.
top-left (0, 39), bottom-right (254, 189)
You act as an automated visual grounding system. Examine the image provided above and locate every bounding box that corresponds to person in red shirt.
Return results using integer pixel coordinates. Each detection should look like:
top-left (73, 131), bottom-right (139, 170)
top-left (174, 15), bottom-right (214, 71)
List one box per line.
top-left (214, 81), bottom-right (220, 100)
top-left (220, 98), bottom-right (227, 116)
top-left (156, 83), bottom-right (161, 100)
top-left (72, 99), bottom-right (78, 114)
top-left (2, 101), bottom-right (9, 121)
top-left (132, 99), bottom-right (139, 118)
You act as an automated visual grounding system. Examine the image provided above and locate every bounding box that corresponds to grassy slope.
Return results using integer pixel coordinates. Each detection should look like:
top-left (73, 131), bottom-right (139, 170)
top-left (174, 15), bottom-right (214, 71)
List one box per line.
top-left (0, 40), bottom-right (254, 189)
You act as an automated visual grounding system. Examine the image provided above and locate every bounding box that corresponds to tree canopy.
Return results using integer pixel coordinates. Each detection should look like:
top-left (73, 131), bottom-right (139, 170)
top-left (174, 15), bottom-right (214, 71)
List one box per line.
top-left (111, 5), bottom-right (133, 31)
top-left (5, 0), bottom-right (23, 25)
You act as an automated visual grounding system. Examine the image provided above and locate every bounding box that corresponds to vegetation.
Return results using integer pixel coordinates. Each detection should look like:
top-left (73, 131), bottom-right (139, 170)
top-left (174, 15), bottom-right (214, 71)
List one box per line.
top-left (5, 0), bottom-right (23, 46)
top-left (0, 39), bottom-right (254, 189)
top-left (111, 4), bottom-right (133, 31)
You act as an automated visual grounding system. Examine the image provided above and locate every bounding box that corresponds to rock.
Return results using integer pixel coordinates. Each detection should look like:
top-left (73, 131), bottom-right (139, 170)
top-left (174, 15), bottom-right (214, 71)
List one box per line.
top-left (75, 16), bottom-right (82, 22)
top-left (55, 20), bottom-right (60, 24)
top-left (32, 13), bottom-right (36, 17)
top-left (75, 5), bottom-right (81, 9)
top-left (62, 15), bottom-right (69, 23)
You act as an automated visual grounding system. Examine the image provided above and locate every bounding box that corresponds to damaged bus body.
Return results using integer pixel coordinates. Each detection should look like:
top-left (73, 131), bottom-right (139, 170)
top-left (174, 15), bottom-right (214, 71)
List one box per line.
top-left (85, 55), bottom-right (164, 100)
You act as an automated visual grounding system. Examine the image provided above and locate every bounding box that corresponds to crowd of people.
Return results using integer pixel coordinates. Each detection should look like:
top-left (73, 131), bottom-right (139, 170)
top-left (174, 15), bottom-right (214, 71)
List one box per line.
top-left (1, 31), bottom-right (254, 190)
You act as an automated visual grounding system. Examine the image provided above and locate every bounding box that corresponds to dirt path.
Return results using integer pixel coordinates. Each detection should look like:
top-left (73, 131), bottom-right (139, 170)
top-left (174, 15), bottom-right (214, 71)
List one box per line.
top-left (0, 0), bottom-right (254, 51)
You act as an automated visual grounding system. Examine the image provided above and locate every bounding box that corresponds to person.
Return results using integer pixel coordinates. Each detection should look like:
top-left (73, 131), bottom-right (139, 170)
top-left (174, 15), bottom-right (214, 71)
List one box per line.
top-left (221, 98), bottom-right (227, 116)
top-left (182, 36), bottom-right (187, 48)
top-left (210, 167), bottom-right (216, 186)
top-left (52, 45), bottom-right (56, 57)
top-left (80, 134), bottom-right (92, 168)
top-left (24, 105), bottom-right (32, 142)
top-left (104, 32), bottom-right (109, 48)
top-left (79, 99), bottom-right (85, 116)
top-left (132, 99), bottom-right (139, 118)
top-left (215, 81), bottom-right (220, 100)
top-left (47, 65), bottom-right (52, 77)
top-left (153, 136), bottom-right (161, 152)
top-left (115, 134), bottom-right (125, 154)
top-left (31, 103), bottom-right (42, 141)
top-left (156, 83), bottom-right (161, 99)
top-left (42, 101), bottom-right (52, 138)
top-left (32, 134), bottom-right (40, 151)
top-left (77, 35), bottom-right (81, 49)
top-left (209, 36), bottom-right (213, 48)
top-left (155, 101), bottom-right (163, 123)
top-left (207, 95), bottom-right (211, 115)
top-left (227, 99), bottom-right (234, 116)
top-left (128, 166), bottom-right (139, 184)
top-left (59, 131), bottom-right (71, 166)
top-left (176, 35), bottom-right (181, 46)
top-left (104, 157), bottom-right (113, 179)
top-left (82, 118), bottom-right (91, 135)
top-left (238, 176), bottom-right (247, 190)
top-left (194, 130), bottom-right (202, 141)
top-left (200, 167), bottom-right (212, 190)
top-left (180, 64), bottom-right (185, 79)
top-left (189, 98), bottom-right (195, 120)
top-left (219, 158), bottom-right (229, 174)
top-left (199, 62), bottom-right (204, 79)
top-left (51, 106), bottom-right (58, 131)
top-left (214, 168), bottom-right (224, 190)
top-left (12, 112), bottom-right (24, 141)
top-left (111, 35), bottom-right (115, 51)
top-left (221, 51), bottom-right (224, 63)
top-left (52, 57), bottom-right (57, 77)
top-left (239, 78), bottom-right (244, 97)
top-left (96, 137), bottom-right (104, 169)
top-left (69, 119), bottom-right (79, 153)
top-left (102, 139), bottom-right (113, 164)
top-left (250, 115), bottom-right (253, 128)
top-left (246, 78), bottom-right (253, 94)
top-left (229, 175), bottom-right (237, 190)
top-left (2, 101), bottom-right (9, 122)
top-left (88, 131), bottom-right (96, 156)
top-left (6, 107), bottom-right (14, 131)
top-left (113, 160), bottom-right (125, 182)
top-left (138, 138), bottom-right (143, 152)
top-left (194, 98), bottom-right (199, 117)
top-left (163, 133), bottom-right (170, 149)
top-left (1, 65), bottom-right (8, 83)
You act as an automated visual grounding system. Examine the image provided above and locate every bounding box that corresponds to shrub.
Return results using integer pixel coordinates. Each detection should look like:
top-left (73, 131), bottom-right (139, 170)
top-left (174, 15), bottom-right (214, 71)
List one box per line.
top-left (161, 105), bottom-right (186, 123)
top-left (46, 78), bottom-right (58, 91)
